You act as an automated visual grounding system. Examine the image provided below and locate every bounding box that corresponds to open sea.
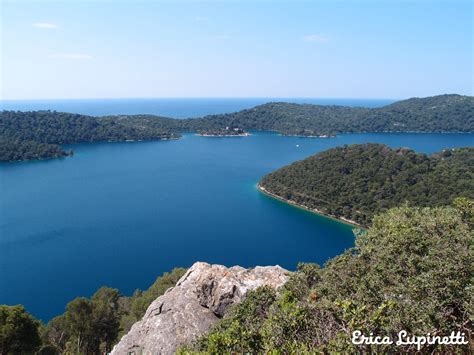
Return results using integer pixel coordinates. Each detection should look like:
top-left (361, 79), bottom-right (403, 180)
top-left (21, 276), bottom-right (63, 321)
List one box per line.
top-left (1, 98), bottom-right (473, 321)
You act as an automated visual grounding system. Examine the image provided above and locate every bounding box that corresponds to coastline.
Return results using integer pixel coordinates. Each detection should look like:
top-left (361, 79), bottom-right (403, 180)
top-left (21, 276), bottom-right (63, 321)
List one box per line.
top-left (257, 184), bottom-right (361, 228)
top-left (280, 134), bottom-right (335, 138)
top-left (196, 133), bottom-right (251, 137)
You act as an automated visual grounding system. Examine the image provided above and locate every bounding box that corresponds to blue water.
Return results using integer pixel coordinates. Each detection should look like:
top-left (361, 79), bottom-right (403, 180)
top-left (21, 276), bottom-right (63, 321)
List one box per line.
top-left (1, 99), bottom-right (473, 322)
top-left (0, 97), bottom-right (394, 117)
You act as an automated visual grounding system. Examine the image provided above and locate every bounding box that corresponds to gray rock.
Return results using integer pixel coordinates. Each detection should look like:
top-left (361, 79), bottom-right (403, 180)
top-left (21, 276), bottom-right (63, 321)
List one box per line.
top-left (111, 262), bottom-right (289, 355)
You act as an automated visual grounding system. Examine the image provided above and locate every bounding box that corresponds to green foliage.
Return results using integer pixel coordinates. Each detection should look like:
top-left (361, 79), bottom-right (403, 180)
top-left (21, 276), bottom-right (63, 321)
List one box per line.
top-left (0, 305), bottom-right (42, 354)
top-left (2, 94), bottom-right (472, 161)
top-left (188, 286), bottom-right (277, 353)
top-left (0, 138), bottom-right (71, 161)
top-left (260, 144), bottom-right (474, 226)
top-left (90, 288), bottom-right (121, 351)
top-left (189, 203), bottom-right (473, 353)
top-left (0, 110), bottom-right (179, 161)
top-left (128, 267), bottom-right (187, 321)
top-left (40, 268), bottom-right (186, 353)
top-left (183, 94), bottom-right (474, 135)
top-left (453, 196), bottom-right (474, 227)
top-left (44, 288), bottom-right (122, 353)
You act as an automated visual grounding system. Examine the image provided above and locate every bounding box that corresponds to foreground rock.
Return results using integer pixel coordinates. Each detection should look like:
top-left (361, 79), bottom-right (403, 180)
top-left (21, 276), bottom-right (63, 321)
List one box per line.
top-left (111, 262), bottom-right (289, 354)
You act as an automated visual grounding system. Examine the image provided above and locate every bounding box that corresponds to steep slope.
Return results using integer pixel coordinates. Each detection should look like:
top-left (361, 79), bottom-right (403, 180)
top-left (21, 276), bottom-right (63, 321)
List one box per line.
top-left (111, 262), bottom-right (288, 354)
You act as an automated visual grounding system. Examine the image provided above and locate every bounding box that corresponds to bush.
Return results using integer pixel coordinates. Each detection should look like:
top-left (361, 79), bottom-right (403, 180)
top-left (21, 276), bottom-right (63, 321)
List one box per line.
top-left (189, 202), bottom-right (473, 353)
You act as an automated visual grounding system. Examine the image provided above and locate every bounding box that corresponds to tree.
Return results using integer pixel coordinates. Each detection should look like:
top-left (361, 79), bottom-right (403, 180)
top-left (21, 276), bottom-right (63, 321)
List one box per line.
top-left (190, 202), bottom-right (473, 353)
top-left (0, 305), bottom-right (41, 354)
top-left (91, 287), bottom-right (121, 352)
top-left (64, 298), bottom-right (95, 353)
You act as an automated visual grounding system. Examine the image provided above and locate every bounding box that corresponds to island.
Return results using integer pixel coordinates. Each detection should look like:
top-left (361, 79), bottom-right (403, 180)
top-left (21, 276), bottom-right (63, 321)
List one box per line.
top-left (280, 129), bottom-right (336, 138)
top-left (259, 144), bottom-right (474, 227)
top-left (196, 127), bottom-right (250, 137)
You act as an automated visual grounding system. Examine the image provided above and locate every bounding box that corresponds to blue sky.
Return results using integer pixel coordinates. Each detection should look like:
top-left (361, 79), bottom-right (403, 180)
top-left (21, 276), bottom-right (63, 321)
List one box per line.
top-left (1, 0), bottom-right (472, 100)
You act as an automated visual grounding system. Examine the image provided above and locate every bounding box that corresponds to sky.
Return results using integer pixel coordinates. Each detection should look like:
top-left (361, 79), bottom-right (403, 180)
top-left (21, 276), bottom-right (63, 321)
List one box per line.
top-left (0, 0), bottom-right (472, 100)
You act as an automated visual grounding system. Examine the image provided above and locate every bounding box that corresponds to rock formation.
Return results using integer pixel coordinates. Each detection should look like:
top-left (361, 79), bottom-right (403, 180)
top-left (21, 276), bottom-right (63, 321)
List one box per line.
top-left (111, 261), bottom-right (289, 354)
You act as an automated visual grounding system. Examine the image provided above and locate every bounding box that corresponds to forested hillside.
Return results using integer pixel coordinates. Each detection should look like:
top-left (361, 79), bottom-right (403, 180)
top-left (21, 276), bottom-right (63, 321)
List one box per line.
top-left (182, 94), bottom-right (474, 135)
top-left (2, 94), bottom-right (472, 162)
top-left (0, 138), bottom-right (72, 161)
top-left (0, 111), bottom-right (179, 161)
top-left (259, 144), bottom-right (474, 226)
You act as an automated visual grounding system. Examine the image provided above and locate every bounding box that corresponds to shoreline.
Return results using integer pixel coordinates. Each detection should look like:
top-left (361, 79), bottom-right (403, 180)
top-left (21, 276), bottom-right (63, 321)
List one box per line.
top-left (196, 133), bottom-right (251, 137)
top-left (257, 184), bottom-right (361, 228)
top-left (280, 134), bottom-right (335, 138)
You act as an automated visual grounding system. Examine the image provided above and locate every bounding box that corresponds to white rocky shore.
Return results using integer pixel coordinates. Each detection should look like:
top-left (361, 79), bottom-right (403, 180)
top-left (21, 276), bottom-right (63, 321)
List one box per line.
top-left (111, 262), bottom-right (289, 354)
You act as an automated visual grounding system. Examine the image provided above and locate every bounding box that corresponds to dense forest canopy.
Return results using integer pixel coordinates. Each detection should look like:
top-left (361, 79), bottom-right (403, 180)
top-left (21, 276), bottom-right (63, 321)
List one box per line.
top-left (1, 94), bottom-right (473, 161)
top-left (259, 144), bottom-right (474, 226)
top-left (179, 93), bottom-right (474, 134)
top-left (0, 111), bottom-right (179, 161)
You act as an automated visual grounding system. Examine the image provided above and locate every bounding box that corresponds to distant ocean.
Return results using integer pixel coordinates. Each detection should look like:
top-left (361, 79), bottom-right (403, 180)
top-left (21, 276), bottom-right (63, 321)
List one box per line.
top-left (0, 98), bottom-right (395, 117)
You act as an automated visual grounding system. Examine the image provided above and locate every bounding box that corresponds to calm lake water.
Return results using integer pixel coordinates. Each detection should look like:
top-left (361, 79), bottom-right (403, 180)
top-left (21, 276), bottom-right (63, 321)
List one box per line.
top-left (1, 99), bottom-right (473, 322)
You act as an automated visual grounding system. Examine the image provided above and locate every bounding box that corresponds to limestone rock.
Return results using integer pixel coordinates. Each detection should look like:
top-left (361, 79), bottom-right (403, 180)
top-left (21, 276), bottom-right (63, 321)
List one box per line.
top-left (111, 262), bottom-right (289, 355)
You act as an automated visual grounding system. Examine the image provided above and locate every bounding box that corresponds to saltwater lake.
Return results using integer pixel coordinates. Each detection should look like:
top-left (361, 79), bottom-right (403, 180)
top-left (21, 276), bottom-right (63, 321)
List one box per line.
top-left (1, 98), bottom-right (473, 321)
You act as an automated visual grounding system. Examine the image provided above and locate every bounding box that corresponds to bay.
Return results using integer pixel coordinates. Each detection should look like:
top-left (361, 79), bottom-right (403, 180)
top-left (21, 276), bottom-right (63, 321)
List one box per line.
top-left (1, 99), bottom-right (472, 322)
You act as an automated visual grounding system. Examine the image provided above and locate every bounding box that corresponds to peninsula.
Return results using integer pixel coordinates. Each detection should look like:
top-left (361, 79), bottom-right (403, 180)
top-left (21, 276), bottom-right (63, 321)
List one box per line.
top-left (259, 144), bottom-right (474, 227)
top-left (1, 94), bottom-right (473, 162)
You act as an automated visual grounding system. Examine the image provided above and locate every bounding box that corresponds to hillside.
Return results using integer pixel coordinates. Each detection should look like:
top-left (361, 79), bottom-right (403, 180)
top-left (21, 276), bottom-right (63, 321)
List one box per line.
top-left (0, 111), bottom-right (179, 161)
top-left (182, 94), bottom-right (474, 135)
top-left (2, 94), bottom-right (473, 162)
top-left (259, 144), bottom-right (474, 226)
top-left (187, 201), bottom-right (473, 353)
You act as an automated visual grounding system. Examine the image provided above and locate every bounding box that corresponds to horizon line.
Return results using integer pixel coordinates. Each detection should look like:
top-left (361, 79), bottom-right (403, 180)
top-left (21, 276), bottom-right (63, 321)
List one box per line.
top-left (0, 95), bottom-right (439, 102)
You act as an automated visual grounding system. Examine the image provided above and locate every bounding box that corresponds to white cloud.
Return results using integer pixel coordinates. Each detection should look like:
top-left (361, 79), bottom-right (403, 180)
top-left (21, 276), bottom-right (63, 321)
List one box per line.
top-left (195, 16), bottom-right (208, 22)
top-left (49, 53), bottom-right (92, 59)
top-left (303, 34), bottom-right (328, 43)
top-left (32, 22), bottom-right (58, 29)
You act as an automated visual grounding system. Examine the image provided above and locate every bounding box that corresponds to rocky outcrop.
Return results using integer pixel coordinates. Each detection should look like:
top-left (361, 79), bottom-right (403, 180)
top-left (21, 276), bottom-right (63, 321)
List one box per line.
top-left (111, 262), bottom-right (289, 355)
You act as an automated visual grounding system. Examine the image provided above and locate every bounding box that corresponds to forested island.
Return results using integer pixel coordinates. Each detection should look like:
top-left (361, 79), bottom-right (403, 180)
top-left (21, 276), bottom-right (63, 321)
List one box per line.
top-left (2, 200), bottom-right (472, 353)
top-left (1, 94), bottom-right (473, 162)
top-left (281, 130), bottom-right (335, 138)
top-left (196, 127), bottom-right (250, 137)
top-left (259, 144), bottom-right (474, 226)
